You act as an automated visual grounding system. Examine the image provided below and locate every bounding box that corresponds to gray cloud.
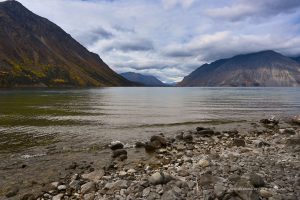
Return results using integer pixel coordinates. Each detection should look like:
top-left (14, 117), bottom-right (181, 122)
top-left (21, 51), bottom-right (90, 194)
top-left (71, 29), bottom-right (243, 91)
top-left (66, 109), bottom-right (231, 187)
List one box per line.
top-left (206, 0), bottom-right (300, 21)
top-left (164, 50), bottom-right (195, 58)
top-left (113, 25), bottom-right (135, 33)
top-left (16, 0), bottom-right (300, 82)
top-left (103, 39), bottom-right (154, 52)
top-left (73, 27), bottom-right (114, 46)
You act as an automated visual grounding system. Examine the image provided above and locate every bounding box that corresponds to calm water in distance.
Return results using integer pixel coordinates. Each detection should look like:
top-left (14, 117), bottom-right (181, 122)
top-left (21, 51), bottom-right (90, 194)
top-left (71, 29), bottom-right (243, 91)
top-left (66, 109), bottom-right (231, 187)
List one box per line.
top-left (0, 87), bottom-right (300, 153)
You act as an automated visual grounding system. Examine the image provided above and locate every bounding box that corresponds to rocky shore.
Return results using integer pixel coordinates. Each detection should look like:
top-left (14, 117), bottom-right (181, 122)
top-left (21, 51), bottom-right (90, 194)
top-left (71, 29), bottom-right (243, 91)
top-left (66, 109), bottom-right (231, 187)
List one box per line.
top-left (4, 118), bottom-right (300, 200)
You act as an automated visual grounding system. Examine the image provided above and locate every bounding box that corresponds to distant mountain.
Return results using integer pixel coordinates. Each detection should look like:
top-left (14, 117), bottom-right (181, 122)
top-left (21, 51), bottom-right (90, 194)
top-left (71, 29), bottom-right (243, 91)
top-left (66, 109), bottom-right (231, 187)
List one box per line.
top-left (178, 50), bottom-right (300, 87)
top-left (0, 0), bottom-right (132, 87)
top-left (291, 56), bottom-right (300, 63)
top-left (120, 72), bottom-right (166, 86)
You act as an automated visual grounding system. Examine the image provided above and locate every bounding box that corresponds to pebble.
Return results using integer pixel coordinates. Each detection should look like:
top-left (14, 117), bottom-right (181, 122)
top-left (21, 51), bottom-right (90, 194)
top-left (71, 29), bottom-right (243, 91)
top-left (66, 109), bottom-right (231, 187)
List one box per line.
top-left (57, 185), bottom-right (66, 190)
top-left (82, 170), bottom-right (104, 182)
top-left (29, 119), bottom-right (299, 200)
top-left (81, 182), bottom-right (96, 194)
top-left (142, 187), bottom-right (151, 197)
top-left (149, 172), bottom-right (172, 185)
top-left (197, 159), bottom-right (210, 168)
top-left (52, 194), bottom-right (64, 200)
top-left (260, 189), bottom-right (273, 198)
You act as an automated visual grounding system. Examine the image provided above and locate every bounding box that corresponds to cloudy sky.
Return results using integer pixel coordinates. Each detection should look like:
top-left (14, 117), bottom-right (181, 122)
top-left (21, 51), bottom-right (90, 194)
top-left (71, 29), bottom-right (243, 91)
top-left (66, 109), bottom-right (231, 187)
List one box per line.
top-left (11, 0), bottom-right (300, 82)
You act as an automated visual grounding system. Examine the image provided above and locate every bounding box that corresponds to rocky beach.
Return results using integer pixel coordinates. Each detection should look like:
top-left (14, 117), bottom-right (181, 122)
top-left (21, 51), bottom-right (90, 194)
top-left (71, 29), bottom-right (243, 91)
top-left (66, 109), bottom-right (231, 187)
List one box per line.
top-left (2, 117), bottom-right (299, 200)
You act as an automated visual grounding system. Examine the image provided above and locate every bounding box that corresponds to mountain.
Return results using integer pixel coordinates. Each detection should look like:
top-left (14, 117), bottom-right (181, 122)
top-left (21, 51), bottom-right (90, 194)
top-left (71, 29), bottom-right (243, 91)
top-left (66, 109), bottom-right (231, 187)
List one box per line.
top-left (291, 56), bottom-right (300, 63)
top-left (178, 50), bottom-right (300, 87)
top-left (120, 72), bottom-right (166, 86)
top-left (0, 0), bottom-right (132, 87)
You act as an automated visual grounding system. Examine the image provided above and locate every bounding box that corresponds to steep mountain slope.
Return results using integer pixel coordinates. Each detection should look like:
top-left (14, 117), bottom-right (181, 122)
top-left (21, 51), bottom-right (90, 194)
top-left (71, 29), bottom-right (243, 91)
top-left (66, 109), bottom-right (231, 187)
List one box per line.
top-left (0, 0), bottom-right (131, 87)
top-left (179, 50), bottom-right (300, 87)
top-left (120, 72), bottom-right (166, 86)
top-left (291, 56), bottom-right (300, 63)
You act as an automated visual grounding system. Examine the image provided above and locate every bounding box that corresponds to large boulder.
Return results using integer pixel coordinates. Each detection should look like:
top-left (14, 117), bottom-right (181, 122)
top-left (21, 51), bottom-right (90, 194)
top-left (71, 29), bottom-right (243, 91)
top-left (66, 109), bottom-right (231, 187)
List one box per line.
top-left (150, 135), bottom-right (167, 146)
top-left (260, 118), bottom-right (279, 128)
top-left (112, 149), bottom-right (127, 158)
top-left (145, 140), bottom-right (162, 152)
top-left (110, 141), bottom-right (124, 150)
top-left (196, 129), bottom-right (215, 137)
top-left (183, 134), bottom-right (193, 143)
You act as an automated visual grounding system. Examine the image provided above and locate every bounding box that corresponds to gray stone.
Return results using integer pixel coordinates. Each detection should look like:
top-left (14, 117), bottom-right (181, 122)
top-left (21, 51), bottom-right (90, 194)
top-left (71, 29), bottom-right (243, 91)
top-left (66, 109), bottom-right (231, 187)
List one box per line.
top-left (82, 170), bottom-right (104, 182)
top-left (161, 188), bottom-right (182, 200)
top-left (149, 171), bottom-right (173, 185)
top-left (112, 149), bottom-right (127, 158)
top-left (197, 159), bottom-right (210, 168)
top-left (142, 187), bottom-right (151, 197)
top-left (52, 194), bottom-right (64, 200)
top-left (150, 135), bottom-right (167, 146)
top-left (69, 180), bottom-right (81, 190)
top-left (197, 129), bottom-right (215, 136)
top-left (198, 174), bottom-right (219, 186)
top-left (259, 189), bottom-right (273, 198)
top-left (118, 154), bottom-right (128, 161)
top-left (110, 142), bottom-right (124, 150)
top-left (145, 140), bottom-right (162, 151)
top-left (51, 182), bottom-right (60, 188)
top-left (57, 185), bottom-right (66, 190)
top-left (84, 192), bottom-right (95, 200)
top-left (214, 182), bottom-right (226, 197)
top-left (135, 141), bottom-right (145, 148)
top-left (81, 182), bottom-right (96, 194)
top-left (183, 134), bottom-right (193, 143)
top-left (147, 192), bottom-right (160, 200)
top-left (104, 180), bottom-right (128, 193)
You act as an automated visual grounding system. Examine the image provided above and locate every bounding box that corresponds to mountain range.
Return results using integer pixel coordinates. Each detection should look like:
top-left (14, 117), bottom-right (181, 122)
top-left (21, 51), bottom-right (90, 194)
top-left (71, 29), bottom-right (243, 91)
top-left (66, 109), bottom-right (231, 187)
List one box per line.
top-left (0, 0), bottom-right (131, 87)
top-left (178, 50), bottom-right (300, 87)
top-left (0, 1), bottom-right (300, 88)
top-left (120, 72), bottom-right (166, 87)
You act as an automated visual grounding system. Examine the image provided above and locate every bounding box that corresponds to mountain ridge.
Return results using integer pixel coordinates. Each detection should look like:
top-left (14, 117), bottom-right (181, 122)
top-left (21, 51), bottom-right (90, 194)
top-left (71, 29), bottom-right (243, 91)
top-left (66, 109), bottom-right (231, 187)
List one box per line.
top-left (178, 50), bottom-right (300, 87)
top-left (0, 0), bottom-right (132, 87)
top-left (120, 72), bottom-right (166, 87)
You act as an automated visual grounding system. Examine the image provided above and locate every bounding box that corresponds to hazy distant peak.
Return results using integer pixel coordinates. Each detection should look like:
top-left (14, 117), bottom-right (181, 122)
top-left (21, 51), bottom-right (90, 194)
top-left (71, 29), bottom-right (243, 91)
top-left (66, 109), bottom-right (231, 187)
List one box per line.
top-left (120, 72), bottom-right (166, 87)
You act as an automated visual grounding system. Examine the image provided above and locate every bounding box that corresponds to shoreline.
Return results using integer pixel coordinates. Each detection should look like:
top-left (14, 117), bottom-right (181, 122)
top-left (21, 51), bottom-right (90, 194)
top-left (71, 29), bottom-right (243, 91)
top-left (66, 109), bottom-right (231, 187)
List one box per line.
top-left (1, 118), bottom-right (299, 200)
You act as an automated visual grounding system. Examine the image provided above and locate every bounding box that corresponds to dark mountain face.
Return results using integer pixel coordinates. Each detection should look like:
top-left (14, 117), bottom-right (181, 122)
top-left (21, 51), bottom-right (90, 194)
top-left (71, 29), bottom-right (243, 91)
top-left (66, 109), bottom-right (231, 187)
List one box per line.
top-left (0, 0), bottom-right (131, 87)
top-left (120, 72), bottom-right (166, 87)
top-left (291, 56), bottom-right (300, 63)
top-left (179, 50), bottom-right (300, 87)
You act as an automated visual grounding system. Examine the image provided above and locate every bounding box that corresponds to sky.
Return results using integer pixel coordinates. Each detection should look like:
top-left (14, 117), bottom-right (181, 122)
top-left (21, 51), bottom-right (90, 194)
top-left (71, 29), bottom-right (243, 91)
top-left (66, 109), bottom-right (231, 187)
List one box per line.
top-left (7, 0), bottom-right (300, 82)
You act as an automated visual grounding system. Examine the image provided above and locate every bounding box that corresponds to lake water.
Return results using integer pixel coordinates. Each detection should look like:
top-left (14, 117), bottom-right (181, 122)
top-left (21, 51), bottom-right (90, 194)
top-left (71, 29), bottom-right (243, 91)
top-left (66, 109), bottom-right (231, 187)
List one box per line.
top-left (0, 87), bottom-right (300, 154)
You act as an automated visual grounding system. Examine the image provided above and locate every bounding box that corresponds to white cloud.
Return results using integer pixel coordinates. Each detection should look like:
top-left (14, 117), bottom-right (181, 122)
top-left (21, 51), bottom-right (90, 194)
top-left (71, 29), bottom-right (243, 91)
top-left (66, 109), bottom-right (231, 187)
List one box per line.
top-left (9, 0), bottom-right (300, 82)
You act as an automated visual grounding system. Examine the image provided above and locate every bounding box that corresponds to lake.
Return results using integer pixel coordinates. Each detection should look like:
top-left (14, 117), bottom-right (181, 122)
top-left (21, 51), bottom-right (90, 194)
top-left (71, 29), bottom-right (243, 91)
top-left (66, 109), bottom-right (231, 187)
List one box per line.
top-left (0, 87), bottom-right (300, 154)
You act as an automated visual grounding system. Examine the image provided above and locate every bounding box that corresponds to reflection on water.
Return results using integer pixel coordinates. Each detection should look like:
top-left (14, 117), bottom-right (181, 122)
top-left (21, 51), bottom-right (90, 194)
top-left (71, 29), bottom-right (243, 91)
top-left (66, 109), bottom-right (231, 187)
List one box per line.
top-left (0, 87), bottom-right (300, 153)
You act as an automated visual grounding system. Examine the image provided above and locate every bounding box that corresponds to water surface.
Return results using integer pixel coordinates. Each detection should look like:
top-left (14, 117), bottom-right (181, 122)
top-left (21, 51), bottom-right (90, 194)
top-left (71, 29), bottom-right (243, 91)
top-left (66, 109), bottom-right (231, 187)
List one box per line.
top-left (0, 87), bottom-right (300, 153)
